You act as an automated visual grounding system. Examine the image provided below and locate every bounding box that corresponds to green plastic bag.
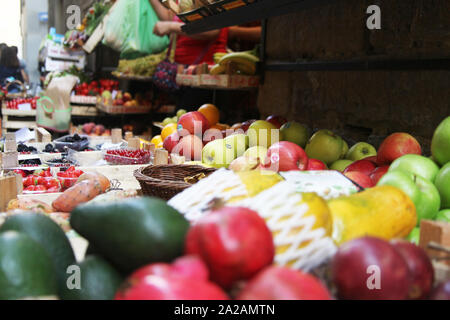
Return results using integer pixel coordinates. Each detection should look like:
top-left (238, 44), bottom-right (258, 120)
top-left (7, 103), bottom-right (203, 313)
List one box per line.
top-left (103, 0), bottom-right (169, 59)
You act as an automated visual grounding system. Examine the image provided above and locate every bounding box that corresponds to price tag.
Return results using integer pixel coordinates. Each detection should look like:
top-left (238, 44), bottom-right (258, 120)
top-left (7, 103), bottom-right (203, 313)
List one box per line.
top-left (18, 103), bottom-right (32, 111)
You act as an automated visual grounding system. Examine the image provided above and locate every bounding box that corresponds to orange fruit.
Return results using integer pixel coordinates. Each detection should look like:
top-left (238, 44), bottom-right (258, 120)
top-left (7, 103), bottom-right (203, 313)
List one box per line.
top-left (161, 123), bottom-right (178, 141)
top-left (151, 135), bottom-right (163, 146)
top-left (198, 104), bottom-right (220, 126)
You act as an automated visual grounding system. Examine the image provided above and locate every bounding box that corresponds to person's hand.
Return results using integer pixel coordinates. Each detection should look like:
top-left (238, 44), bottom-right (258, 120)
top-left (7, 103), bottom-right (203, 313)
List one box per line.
top-left (153, 21), bottom-right (173, 36)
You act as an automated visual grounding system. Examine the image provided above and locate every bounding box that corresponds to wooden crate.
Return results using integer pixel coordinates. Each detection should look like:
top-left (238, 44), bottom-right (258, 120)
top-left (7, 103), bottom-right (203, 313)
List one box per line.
top-left (1, 108), bottom-right (36, 135)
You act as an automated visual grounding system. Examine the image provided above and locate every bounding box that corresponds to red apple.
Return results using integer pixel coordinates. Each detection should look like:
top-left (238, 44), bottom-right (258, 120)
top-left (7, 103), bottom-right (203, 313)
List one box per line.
top-left (241, 119), bottom-right (257, 132)
top-left (306, 158), bottom-right (327, 171)
top-left (178, 111), bottom-right (210, 136)
top-left (94, 124), bottom-right (105, 135)
top-left (172, 135), bottom-right (203, 161)
top-left (163, 131), bottom-right (181, 153)
top-left (344, 159), bottom-right (377, 176)
top-left (364, 155), bottom-right (379, 164)
top-left (370, 165), bottom-right (389, 185)
top-left (344, 171), bottom-right (375, 188)
top-left (263, 141), bottom-right (308, 172)
top-left (266, 115), bottom-right (287, 129)
top-left (391, 240), bottom-right (434, 300)
top-left (377, 133), bottom-right (422, 165)
top-left (331, 237), bottom-right (411, 300)
top-left (203, 128), bottom-right (223, 145)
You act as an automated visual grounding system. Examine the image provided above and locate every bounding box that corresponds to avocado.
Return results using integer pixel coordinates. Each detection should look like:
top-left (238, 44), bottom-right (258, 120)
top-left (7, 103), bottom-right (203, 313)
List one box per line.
top-left (0, 213), bottom-right (76, 294)
top-left (60, 255), bottom-right (123, 300)
top-left (0, 231), bottom-right (58, 300)
top-left (70, 197), bottom-right (190, 273)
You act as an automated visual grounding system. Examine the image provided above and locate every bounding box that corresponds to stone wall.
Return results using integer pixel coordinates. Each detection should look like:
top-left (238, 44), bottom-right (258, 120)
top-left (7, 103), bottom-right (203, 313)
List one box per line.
top-left (258, 0), bottom-right (450, 151)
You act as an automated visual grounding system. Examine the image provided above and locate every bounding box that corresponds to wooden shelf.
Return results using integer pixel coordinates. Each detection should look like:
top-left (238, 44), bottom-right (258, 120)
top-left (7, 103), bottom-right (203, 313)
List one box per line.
top-left (2, 109), bottom-right (36, 116)
top-left (181, 0), bottom-right (338, 34)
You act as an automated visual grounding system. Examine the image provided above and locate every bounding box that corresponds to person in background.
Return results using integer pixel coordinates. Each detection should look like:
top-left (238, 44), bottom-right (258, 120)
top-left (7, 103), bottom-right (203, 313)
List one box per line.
top-left (149, 0), bottom-right (261, 65)
top-left (11, 46), bottom-right (29, 85)
top-left (0, 46), bottom-right (24, 85)
top-left (0, 43), bottom-right (7, 61)
top-left (149, 0), bottom-right (261, 114)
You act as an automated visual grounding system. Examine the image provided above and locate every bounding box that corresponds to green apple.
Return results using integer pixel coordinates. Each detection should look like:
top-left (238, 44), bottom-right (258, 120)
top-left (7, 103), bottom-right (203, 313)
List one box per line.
top-left (330, 159), bottom-right (354, 172)
top-left (162, 117), bottom-right (173, 126)
top-left (431, 116), bottom-right (450, 166)
top-left (244, 146), bottom-right (268, 164)
top-left (224, 134), bottom-right (249, 158)
top-left (171, 116), bottom-right (179, 123)
top-left (202, 139), bottom-right (235, 168)
top-left (340, 140), bottom-right (349, 159)
top-left (247, 120), bottom-right (280, 149)
top-left (389, 154), bottom-right (440, 182)
top-left (377, 170), bottom-right (441, 225)
top-left (280, 122), bottom-right (310, 148)
top-left (435, 162), bottom-right (450, 209)
top-left (407, 227), bottom-right (420, 245)
top-left (177, 109), bottom-right (187, 118)
top-left (436, 209), bottom-right (450, 223)
top-left (346, 142), bottom-right (377, 161)
top-left (305, 130), bottom-right (344, 166)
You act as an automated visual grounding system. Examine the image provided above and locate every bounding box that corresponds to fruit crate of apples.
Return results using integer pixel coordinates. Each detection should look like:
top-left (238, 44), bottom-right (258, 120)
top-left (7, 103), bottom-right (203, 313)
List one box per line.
top-left (97, 91), bottom-right (152, 115)
top-left (104, 149), bottom-right (152, 165)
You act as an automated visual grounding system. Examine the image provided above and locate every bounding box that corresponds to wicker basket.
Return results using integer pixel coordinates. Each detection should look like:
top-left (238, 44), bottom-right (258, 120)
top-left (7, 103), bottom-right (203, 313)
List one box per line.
top-left (134, 164), bottom-right (217, 200)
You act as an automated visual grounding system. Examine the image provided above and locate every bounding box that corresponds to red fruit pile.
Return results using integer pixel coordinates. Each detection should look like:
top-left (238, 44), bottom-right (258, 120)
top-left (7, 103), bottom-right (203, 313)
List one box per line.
top-left (21, 168), bottom-right (61, 194)
top-left (73, 79), bottom-right (119, 96)
top-left (5, 97), bottom-right (39, 110)
top-left (105, 149), bottom-right (151, 165)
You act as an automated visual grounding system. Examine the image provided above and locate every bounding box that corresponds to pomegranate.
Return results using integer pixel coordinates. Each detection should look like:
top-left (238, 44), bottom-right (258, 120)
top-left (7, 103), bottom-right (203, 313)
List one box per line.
top-left (238, 266), bottom-right (331, 300)
top-left (391, 240), bottom-right (434, 299)
top-left (185, 207), bottom-right (274, 288)
top-left (115, 256), bottom-right (227, 300)
top-left (115, 274), bottom-right (228, 300)
top-left (128, 256), bottom-right (209, 283)
top-left (331, 237), bottom-right (410, 300)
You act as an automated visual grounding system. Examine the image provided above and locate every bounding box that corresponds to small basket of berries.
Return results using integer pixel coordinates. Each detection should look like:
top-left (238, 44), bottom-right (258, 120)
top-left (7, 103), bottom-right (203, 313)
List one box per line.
top-left (104, 149), bottom-right (152, 165)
